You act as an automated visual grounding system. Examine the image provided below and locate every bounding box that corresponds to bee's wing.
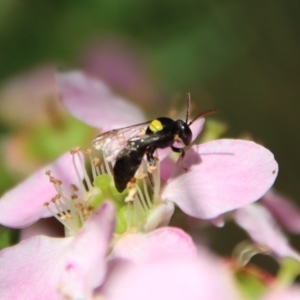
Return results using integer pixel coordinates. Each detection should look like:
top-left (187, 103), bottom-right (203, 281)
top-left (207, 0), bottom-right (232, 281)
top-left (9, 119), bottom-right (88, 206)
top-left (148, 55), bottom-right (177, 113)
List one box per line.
top-left (93, 121), bottom-right (150, 162)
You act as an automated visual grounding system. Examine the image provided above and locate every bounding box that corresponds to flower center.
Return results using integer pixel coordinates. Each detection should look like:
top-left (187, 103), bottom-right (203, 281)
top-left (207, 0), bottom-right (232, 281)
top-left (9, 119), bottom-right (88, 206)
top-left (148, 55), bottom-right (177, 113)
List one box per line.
top-left (43, 148), bottom-right (165, 236)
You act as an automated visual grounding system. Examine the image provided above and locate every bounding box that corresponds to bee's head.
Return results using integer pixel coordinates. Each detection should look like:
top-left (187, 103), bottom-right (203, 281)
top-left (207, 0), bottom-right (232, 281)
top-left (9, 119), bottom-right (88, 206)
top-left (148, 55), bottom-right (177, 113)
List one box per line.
top-left (176, 119), bottom-right (192, 146)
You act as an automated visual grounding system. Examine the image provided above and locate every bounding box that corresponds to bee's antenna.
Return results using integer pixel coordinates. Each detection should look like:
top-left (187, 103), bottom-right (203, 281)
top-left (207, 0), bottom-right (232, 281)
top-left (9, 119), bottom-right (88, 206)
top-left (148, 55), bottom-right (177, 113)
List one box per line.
top-left (188, 109), bottom-right (218, 126)
top-left (185, 92), bottom-right (191, 123)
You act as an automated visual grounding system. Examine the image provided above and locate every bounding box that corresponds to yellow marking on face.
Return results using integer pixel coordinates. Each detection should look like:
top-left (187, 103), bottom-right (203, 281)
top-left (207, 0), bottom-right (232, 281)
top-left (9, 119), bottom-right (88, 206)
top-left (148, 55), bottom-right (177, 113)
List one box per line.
top-left (174, 134), bottom-right (179, 141)
top-left (149, 119), bottom-right (163, 132)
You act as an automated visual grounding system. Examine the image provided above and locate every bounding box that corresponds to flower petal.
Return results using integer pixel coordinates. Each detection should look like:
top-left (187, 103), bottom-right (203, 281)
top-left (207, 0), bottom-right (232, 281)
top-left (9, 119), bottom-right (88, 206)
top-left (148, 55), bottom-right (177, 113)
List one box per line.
top-left (103, 250), bottom-right (239, 300)
top-left (208, 215), bottom-right (225, 227)
top-left (0, 66), bottom-right (57, 126)
top-left (189, 117), bottom-right (206, 141)
top-left (143, 200), bottom-right (175, 231)
top-left (0, 235), bottom-right (71, 300)
top-left (59, 201), bottom-right (115, 300)
top-left (112, 227), bottom-right (197, 264)
top-left (57, 71), bottom-right (146, 131)
top-left (261, 190), bottom-right (300, 234)
top-left (162, 139), bottom-right (278, 219)
top-left (0, 152), bottom-right (82, 228)
top-left (263, 287), bottom-right (300, 300)
top-left (160, 156), bottom-right (176, 181)
top-left (81, 40), bottom-right (158, 106)
top-left (234, 204), bottom-right (300, 261)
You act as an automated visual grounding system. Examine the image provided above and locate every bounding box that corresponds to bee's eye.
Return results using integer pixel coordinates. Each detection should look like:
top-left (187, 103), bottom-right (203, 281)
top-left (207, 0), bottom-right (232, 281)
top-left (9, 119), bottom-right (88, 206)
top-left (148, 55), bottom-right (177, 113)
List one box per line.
top-left (180, 129), bottom-right (192, 146)
top-left (176, 120), bottom-right (192, 146)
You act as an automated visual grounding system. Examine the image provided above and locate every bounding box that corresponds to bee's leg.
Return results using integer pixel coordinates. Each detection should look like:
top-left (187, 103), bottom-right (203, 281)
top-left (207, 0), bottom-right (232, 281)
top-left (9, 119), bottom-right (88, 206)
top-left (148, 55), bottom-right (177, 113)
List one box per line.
top-left (171, 146), bottom-right (187, 171)
top-left (146, 146), bottom-right (157, 166)
top-left (146, 146), bottom-right (157, 188)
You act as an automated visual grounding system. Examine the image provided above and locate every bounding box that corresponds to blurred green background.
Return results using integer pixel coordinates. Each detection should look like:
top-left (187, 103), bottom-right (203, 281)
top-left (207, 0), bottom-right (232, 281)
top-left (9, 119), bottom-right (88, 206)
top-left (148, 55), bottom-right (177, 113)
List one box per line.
top-left (0, 0), bottom-right (299, 263)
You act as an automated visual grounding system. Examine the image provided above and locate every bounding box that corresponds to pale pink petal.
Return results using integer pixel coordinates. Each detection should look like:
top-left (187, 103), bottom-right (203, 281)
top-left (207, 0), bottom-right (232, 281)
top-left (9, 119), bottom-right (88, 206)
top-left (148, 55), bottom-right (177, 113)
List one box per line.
top-left (0, 66), bottom-right (58, 125)
top-left (0, 152), bottom-right (81, 228)
top-left (81, 40), bottom-right (158, 107)
top-left (208, 215), bottom-right (225, 227)
top-left (234, 204), bottom-right (300, 261)
top-left (112, 227), bottom-right (196, 264)
top-left (0, 235), bottom-right (71, 300)
top-left (261, 190), bottom-right (300, 234)
top-left (143, 200), bottom-right (175, 231)
top-left (57, 71), bottom-right (146, 132)
top-left (156, 147), bottom-right (174, 166)
top-left (262, 287), bottom-right (300, 300)
top-left (189, 117), bottom-right (206, 141)
top-left (162, 139), bottom-right (278, 219)
top-left (103, 251), bottom-right (239, 300)
top-left (160, 156), bottom-right (176, 181)
top-left (59, 201), bottom-right (115, 300)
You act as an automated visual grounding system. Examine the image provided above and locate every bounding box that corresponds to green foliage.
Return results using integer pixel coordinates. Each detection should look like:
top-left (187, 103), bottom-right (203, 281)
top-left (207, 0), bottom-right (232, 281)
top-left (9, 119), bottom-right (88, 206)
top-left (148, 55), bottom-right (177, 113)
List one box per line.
top-left (26, 115), bottom-right (94, 161)
top-left (235, 271), bottom-right (268, 300)
top-left (0, 227), bottom-right (19, 250)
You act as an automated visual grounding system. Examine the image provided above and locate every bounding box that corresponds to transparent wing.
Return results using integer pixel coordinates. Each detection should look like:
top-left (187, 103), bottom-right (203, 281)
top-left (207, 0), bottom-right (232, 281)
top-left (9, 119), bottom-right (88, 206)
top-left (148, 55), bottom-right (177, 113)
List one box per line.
top-left (93, 121), bottom-right (150, 162)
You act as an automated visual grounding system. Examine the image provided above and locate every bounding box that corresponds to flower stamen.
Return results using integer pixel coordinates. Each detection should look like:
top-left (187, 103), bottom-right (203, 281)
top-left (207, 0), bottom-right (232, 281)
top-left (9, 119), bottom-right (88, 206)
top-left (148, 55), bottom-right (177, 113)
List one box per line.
top-left (43, 149), bottom-right (105, 236)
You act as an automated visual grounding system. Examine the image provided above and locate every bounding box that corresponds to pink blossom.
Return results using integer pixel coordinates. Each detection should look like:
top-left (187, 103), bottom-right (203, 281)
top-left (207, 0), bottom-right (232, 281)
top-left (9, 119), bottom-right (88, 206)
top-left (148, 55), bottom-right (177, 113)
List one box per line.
top-left (0, 152), bottom-right (82, 228)
top-left (57, 71), bottom-right (146, 132)
top-left (59, 201), bottom-right (115, 299)
top-left (0, 66), bottom-right (58, 126)
top-left (162, 139), bottom-right (278, 219)
top-left (0, 72), bottom-right (278, 235)
top-left (0, 201), bottom-right (202, 299)
top-left (0, 71), bottom-right (281, 299)
top-left (111, 226), bottom-right (197, 264)
top-left (102, 252), bottom-right (240, 300)
top-left (0, 235), bottom-right (71, 300)
top-left (80, 40), bottom-right (159, 109)
top-left (262, 287), bottom-right (300, 300)
top-left (58, 71), bottom-right (278, 221)
top-left (261, 189), bottom-right (300, 234)
top-left (0, 202), bottom-right (115, 299)
top-left (234, 203), bottom-right (300, 261)
top-left (0, 66), bottom-right (67, 176)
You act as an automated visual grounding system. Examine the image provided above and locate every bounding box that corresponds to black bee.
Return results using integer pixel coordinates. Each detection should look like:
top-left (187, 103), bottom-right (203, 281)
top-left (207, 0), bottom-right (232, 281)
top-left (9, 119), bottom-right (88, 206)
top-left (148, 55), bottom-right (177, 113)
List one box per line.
top-left (93, 94), bottom-right (217, 192)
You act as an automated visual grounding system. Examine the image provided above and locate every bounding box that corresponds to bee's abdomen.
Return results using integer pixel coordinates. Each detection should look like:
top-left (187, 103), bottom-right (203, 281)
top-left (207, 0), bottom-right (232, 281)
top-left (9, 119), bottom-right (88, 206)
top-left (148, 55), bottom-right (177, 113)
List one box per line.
top-left (113, 146), bottom-right (146, 192)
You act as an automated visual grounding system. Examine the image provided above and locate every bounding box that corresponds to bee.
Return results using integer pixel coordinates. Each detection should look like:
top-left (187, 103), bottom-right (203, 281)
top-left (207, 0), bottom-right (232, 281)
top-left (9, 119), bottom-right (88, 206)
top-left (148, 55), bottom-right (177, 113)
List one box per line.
top-left (93, 94), bottom-right (217, 192)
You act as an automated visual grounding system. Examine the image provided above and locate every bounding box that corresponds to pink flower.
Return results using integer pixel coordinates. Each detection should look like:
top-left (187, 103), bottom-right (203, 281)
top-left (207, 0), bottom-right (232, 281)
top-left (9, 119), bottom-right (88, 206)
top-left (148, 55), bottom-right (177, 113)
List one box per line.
top-left (58, 71), bottom-right (279, 223)
top-left (0, 146), bottom-right (198, 298)
top-left (261, 189), bottom-right (300, 234)
top-left (0, 152), bottom-right (81, 228)
top-left (161, 139), bottom-right (278, 219)
top-left (0, 202), bottom-right (110, 299)
top-left (232, 190), bottom-right (300, 263)
top-left (234, 203), bottom-right (300, 261)
top-left (0, 201), bottom-right (203, 299)
top-left (102, 248), bottom-right (240, 300)
top-left (57, 71), bottom-right (146, 132)
top-left (1, 71), bottom-right (279, 232)
top-left (80, 40), bottom-right (159, 109)
top-left (0, 66), bottom-right (58, 126)
top-left (262, 286), bottom-right (300, 300)
top-left (0, 71), bottom-right (280, 298)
